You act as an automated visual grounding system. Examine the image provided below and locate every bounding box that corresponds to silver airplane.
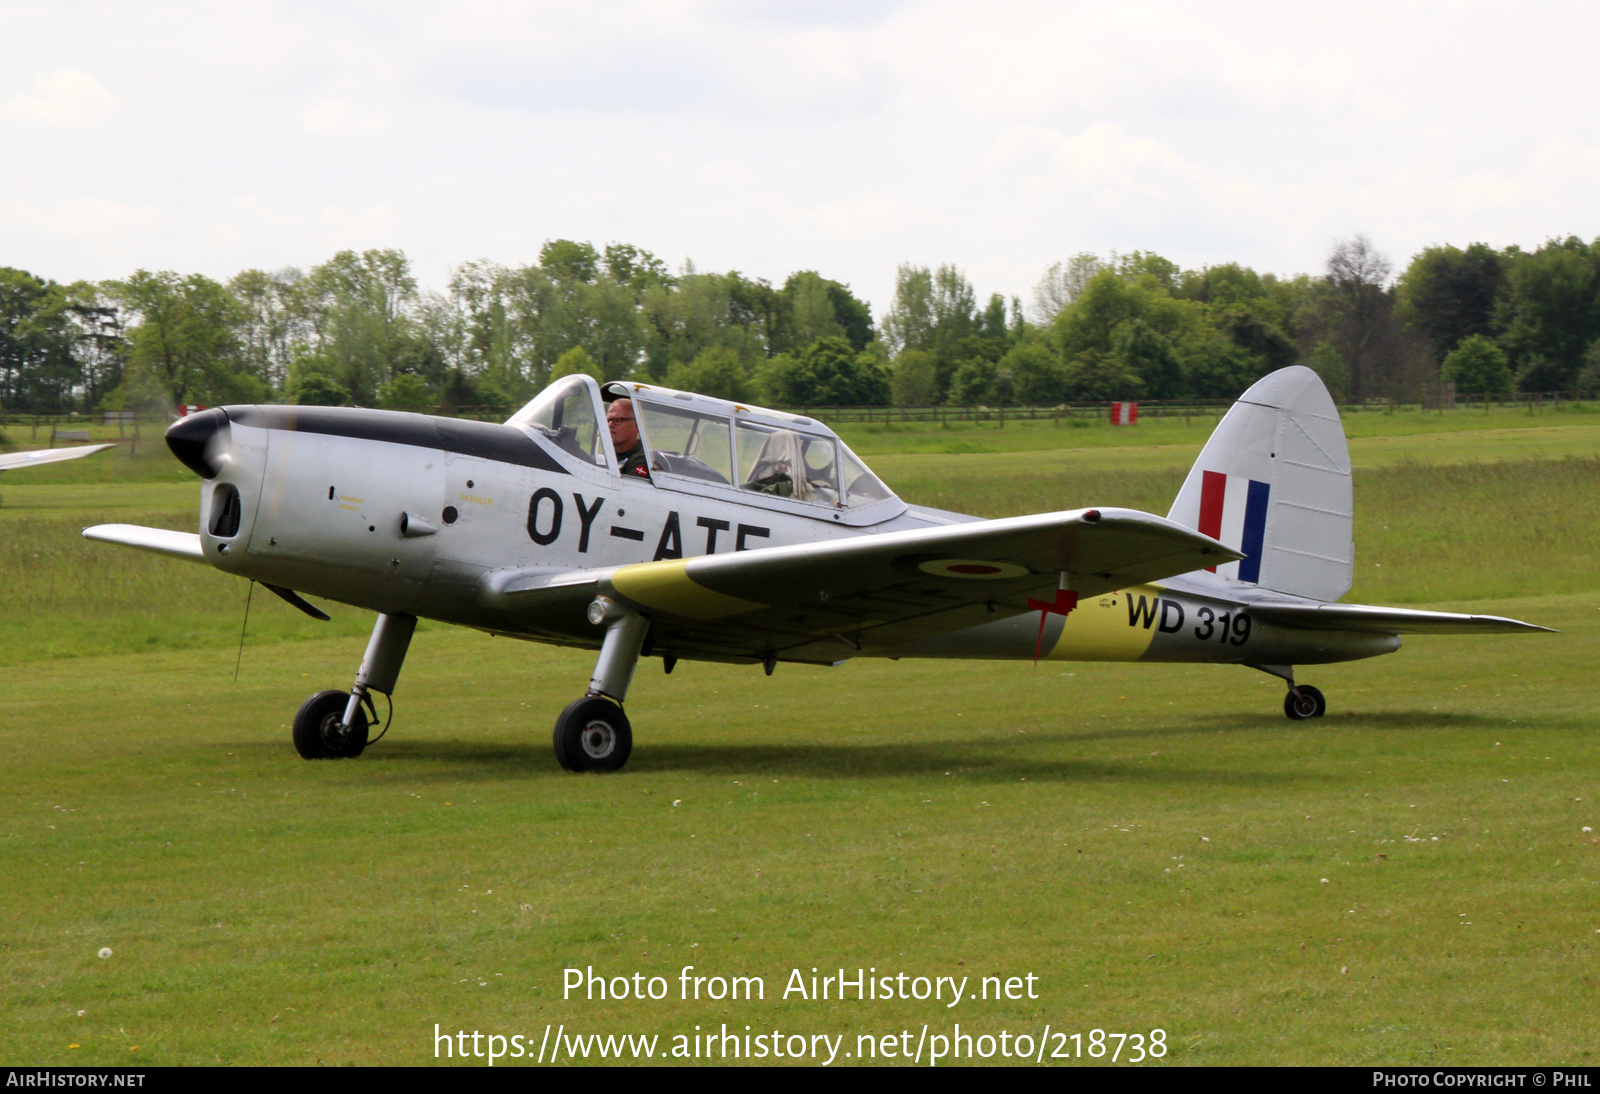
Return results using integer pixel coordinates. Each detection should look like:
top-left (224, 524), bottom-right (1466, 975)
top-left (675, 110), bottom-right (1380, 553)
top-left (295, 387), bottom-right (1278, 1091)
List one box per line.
top-left (84, 366), bottom-right (1548, 772)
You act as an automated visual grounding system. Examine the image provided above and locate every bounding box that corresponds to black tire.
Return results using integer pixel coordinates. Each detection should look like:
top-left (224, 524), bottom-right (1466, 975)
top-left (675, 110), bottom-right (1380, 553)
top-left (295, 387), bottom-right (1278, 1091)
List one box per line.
top-left (292, 689), bottom-right (369, 759)
top-left (1283, 684), bottom-right (1327, 721)
top-left (552, 696), bottom-right (633, 773)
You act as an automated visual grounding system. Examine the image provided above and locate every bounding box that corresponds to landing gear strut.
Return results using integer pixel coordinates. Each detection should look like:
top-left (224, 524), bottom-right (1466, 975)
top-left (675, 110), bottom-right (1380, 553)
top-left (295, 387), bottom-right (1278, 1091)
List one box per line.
top-left (1252, 663), bottom-right (1328, 721)
top-left (555, 597), bottom-right (648, 772)
top-left (292, 612), bottom-right (415, 759)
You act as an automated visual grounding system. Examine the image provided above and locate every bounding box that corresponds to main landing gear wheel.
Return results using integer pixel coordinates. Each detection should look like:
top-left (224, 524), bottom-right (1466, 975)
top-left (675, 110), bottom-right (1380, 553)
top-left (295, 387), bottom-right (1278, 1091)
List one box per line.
top-left (552, 696), bottom-right (633, 773)
top-left (292, 689), bottom-right (370, 759)
top-left (1284, 684), bottom-right (1327, 721)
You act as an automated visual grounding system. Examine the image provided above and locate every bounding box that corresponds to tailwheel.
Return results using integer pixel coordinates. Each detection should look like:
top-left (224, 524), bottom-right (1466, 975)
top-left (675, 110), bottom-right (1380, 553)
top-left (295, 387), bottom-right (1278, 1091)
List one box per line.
top-left (1284, 684), bottom-right (1327, 721)
top-left (553, 696), bottom-right (633, 773)
top-left (292, 689), bottom-right (370, 759)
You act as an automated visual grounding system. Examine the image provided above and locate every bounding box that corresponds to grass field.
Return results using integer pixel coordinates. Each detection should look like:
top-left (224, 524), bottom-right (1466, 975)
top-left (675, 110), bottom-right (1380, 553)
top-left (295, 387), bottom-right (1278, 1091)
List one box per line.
top-left (1, 409), bottom-right (1596, 1066)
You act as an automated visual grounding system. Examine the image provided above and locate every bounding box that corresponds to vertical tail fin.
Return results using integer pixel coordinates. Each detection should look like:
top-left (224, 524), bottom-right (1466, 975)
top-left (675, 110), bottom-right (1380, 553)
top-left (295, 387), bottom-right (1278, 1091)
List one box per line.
top-left (1167, 366), bottom-right (1353, 601)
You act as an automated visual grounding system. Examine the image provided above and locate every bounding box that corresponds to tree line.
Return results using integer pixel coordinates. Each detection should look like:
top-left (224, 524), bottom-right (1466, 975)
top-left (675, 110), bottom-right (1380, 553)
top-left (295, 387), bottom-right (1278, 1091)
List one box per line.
top-left (4, 234), bottom-right (1599, 415)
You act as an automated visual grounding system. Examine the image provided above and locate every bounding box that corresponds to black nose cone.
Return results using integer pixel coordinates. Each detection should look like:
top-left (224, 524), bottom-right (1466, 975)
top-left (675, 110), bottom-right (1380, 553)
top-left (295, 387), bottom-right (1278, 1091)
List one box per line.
top-left (166, 407), bottom-right (230, 479)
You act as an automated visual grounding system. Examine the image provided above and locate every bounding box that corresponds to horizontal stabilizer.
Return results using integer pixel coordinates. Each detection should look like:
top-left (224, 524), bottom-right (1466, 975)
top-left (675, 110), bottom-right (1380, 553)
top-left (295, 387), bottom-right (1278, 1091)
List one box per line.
top-left (1250, 600), bottom-right (1554, 635)
top-left (83, 523), bottom-right (206, 563)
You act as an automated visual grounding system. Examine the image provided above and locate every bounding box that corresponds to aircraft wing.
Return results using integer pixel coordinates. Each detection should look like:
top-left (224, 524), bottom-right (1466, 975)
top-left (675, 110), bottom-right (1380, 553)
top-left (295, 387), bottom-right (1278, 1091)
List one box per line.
top-left (1249, 601), bottom-right (1555, 635)
top-left (489, 507), bottom-right (1240, 664)
top-left (83, 523), bottom-right (206, 563)
top-left (0, 443), bottom-right (116, 471)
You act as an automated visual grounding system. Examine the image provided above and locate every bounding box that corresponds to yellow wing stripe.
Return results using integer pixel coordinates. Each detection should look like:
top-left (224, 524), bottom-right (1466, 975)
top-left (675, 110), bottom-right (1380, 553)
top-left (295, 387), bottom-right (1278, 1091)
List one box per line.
top-left (1045, 584), bottom-right (1162, 661)
top-left (610, 560), bottom-right (767, 620)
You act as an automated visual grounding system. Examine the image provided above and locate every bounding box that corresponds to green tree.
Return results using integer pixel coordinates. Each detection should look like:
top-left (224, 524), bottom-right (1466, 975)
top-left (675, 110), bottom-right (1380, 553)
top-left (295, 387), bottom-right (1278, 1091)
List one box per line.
top-left (1439, 334), bottom-right (1512, 393)
top-left (549, 345), bottom-right (603, 382)
top-left (640, 267), bottom-right (763, 381)
top-left (603, 243), bottom-right (674, 301)
top-left (376, 372), bottom-right (434, 411)
top-left (666, 345), bottom-right (752, 401)
top-left (1063, 350), bottom-right (1143, 400)
top-left (1030, 253), bottom-right (1104, 323)
top-left (295, 249), bottom-right (423, 404)
top-left (946, 358), bottom-right (997, 405)
top-left (889, 348), bottom-right (939, 405)
top-left (64, 281), bottom-right (124, 410)
top-left (1001, 336), bottom-right (1068, 404)
top-left (1494, 236), bottom-right (1598, 390)
top-left (881, 262), bottom-right (980, 399)
top-left (1175, 262), bottom-right (1265, 308)
top-left (1577, 341), bottom-right (1600, 390)
top-left (1179, 338), bottom-right (1257, 398)
top-left (447, 259), bottom-right (515, 390)
top-left (766, 337), bottom-right (889, 406)
top-left (1394, 243), bottom-right (1502, 361)
top-left (110, 270), bottom-right (244, 407)
top-left (228, 266), bottom-right (308, 392)
top-left (1303, 342), bottom-right (1348, 402)
top-left (881, 263), bottom-right (935, 356)
top-left (1111, 318), bottom-right (1183, 399)
top-left (1114, 250), bottom-right (1181, 291)
top-left (0, 267), bottom-right (78, 410)
top-left (1055, 271), bottom-right (1186, 355)
top-left (977, 292), bottom-right (1009, 344)
top-left (1320, 235), bottom-right (1400, 399)
top-left (770, 271), bottom-right (873, 355)
top-left (289, 363), bottom-right (350, 407)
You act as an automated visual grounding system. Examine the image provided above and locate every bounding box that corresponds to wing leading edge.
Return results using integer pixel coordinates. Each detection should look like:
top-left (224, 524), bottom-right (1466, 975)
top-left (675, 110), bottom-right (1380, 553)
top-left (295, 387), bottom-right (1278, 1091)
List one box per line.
top-left (0, 444), bottom-right (117, 472)
top-left (83, 523), bottom-right (206, 563)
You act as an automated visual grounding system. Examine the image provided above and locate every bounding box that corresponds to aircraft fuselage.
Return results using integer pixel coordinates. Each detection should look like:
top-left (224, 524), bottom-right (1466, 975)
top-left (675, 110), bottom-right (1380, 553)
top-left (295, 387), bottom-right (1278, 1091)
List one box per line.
top-left (180, 403), bottom-right (1393, 672)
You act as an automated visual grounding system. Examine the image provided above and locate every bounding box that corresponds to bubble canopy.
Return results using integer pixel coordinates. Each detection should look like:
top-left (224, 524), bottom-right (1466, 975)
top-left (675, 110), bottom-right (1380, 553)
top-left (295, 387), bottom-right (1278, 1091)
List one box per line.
top-left (506, 376), bottom-right (898, 514)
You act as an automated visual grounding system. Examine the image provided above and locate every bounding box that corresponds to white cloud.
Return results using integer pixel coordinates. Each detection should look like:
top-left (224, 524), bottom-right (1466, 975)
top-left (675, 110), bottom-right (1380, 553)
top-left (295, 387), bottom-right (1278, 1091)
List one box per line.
top-left (2, 71), bottom-right (121, 129)
top-left (0, 195), bottom-right (165, 240)
top-left (695, 158), bottom-right (755, 187)
top-left (972, 122), bottom-right (1262, 225)
top-left (871, 3), bottom-right (1370, 122)
top-left (205, 195), bottom-right (313, 249)
top-left (321, 202), bottom-right (397, 238)
top-left (301, 100), bottom-right (387, 135)
top-left (2, 1), bottom-right (1599, 301)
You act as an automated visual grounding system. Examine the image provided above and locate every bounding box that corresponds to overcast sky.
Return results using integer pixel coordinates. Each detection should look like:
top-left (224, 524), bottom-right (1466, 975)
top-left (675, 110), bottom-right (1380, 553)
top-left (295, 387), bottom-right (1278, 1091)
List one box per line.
top-left (3, 1), bottom-right (1597, 314)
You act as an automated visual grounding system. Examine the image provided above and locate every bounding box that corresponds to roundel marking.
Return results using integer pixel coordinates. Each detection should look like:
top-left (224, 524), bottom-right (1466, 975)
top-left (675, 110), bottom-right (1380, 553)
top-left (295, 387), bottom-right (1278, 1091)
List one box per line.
top-left (917, 558), bottom-right (1030, 580)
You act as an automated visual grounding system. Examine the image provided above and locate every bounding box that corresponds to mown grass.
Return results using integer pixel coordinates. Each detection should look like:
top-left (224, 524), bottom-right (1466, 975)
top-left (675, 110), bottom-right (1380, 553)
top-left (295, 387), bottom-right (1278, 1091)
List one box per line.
top-left (0, 593), bottom-right (1591, 1066)
top-left (0, 409), bottom-right (1594, 1067)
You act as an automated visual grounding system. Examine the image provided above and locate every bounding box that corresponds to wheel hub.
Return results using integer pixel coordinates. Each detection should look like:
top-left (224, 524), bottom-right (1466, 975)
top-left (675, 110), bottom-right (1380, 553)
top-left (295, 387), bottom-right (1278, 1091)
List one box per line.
top-left (581, 719), bottom-right (616, 759)
top-left (321, 712), bottom-right (354, 746)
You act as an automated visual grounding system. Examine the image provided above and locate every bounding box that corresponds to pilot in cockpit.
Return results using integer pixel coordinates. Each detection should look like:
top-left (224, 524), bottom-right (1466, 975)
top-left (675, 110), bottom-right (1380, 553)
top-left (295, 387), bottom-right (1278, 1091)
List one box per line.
top-left (606, 397), bottom-right (651, 480)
